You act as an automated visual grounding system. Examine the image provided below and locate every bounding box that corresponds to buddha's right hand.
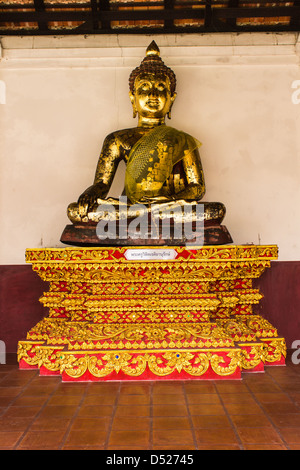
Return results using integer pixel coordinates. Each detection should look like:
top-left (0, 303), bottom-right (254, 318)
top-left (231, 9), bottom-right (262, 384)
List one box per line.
top-left (77, 184), bottom-right (107, 211)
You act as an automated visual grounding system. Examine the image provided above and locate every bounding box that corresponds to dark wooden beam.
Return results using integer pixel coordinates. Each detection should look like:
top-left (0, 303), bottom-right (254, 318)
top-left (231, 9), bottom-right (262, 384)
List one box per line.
top-left (33, 0), bottom-right (48, 31)
top-left (2, 5), bottom-right (300, 23)
top-left (164, 0), bottom-right (174, 30)
top-left (2, 22), bottom-right (300, 36)
top-left (90, 0), bottom-right (99, 30)
top-left (204, 0), bottom-right (212, 28)
top-left (227, 0), bottom-right (239, 28)
top-left (99, 0), bottom-right (111, 30)
top-left (290, 0), bottom-right (300, 27)
top-left (1, 2), bottom-right (300, 34)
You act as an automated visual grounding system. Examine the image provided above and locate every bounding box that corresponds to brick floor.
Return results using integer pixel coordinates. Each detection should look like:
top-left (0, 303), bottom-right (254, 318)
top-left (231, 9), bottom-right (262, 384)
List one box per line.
top-left (0, 354), bottom-right (300, 450)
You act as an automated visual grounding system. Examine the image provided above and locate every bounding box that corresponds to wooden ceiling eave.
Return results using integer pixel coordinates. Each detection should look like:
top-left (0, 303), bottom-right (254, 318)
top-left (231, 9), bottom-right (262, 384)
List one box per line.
top-left (0, 1), bottom-right (299, 35)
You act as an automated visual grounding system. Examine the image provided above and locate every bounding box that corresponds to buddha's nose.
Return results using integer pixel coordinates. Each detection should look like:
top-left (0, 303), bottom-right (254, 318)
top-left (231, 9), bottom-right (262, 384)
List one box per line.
top-left (149, 87), bottom-right (159, 97)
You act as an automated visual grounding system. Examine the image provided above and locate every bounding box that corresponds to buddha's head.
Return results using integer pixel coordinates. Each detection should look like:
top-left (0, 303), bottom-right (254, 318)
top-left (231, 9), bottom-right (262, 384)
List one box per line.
top-left (129, 41), bottom-right (177, 123)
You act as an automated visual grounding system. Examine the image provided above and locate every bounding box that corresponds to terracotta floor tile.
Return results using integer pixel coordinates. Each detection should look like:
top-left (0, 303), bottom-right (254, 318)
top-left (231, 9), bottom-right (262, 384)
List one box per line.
top-left (30, 416), bottom-right (71, 431)
top-left (153, 393), bottom-right (185, 405)
top-left (237, 426), bottom-right (284, 445)
top-left (11, 395), bottom-right (48, 407)
top-left (152, 383), bottom-right (184, 394)
top-left (254, 393), bottom-right (293, 403)
top-left (0, 416), bottom-right (34, 431)
top-left (21, 385), bottom-right (58, 396)
top-left (224, 402), bottom-right (264, 415)
top-left (0, 386), bottom-right (22, 397)
top-left (115, 405), bottom-right (151, 417)
top-left (153, 429), bottom-right (195, 447)
top-left (108, 429), bottom-right (150, 447)
top-left (86, 383), bottom-right (120, 395)
top-left (118, 394), bottom-right (150, 405)
top-left (215, 382), bottom-right (249, 394)
top-left (191, 415), bottom-right (231, 428)
top-left (195, 427), bottom-right (240, 446)
top-left (288, 392), bottom-right (300, 404)
top-left (48, 394), bottom-right (83, 406)
top-left (152, 445), bottom-right (196, 450)
top-left (39, 405), bottom-right (78, 418)
top-left (230, 414), bottom-right (272, 427)
top-left (276, 427), bottom-right (300, 444)
top-left (0, 431), bottom-right (24, 448)
top-left (120, 383), bottom-right (151, 395)
top-left (70, 417), bottom-right (111, 431)
top-left (262, 402), bottom-right (300, 415)
top-left (1, 406), bottom-right (40, 418)
top-left (77, 405), bottom-right (114, 417)
top-left (271, 414), bottom-right (300, 427)
top-left (17, 430), bottom-right (66, 449)
top-left (153, 416), bottom-right (191, 429)
top-left (64, 429), bottom-right (107, 447)
top-left (197, 445), bottom-right (241, 450)
top-left (220, 393), bottom-right (257, 404)
top-left (62, 445), bottom-right (105, 450)
top-left (53, 384), bottom-right (88, 396)
top-left (245, 382), bottom-right (282, 393)
top-left (83, 394), bottom-right (117, 406)
top-left (0, 396), bottom-right (16, 407)
top-left (184, 382), bottom-right (217, 394)
top-left (243, 444), bottom-right (288, 450)
top-left (186, 393), bottom-right (221, 405)
top-left (29, 377), bottom-right (60, 387)
top-left (112, 416), bottom-right (150, 431)
top-left (153, 404), bottom-right (188, 417)
top-left (189, 403), bottom-right (226, 416)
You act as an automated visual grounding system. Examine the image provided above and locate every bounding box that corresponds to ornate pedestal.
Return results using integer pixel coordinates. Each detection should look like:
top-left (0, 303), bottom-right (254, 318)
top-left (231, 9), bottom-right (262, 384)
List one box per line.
top-left (18, 245), bottom-right (286, 382)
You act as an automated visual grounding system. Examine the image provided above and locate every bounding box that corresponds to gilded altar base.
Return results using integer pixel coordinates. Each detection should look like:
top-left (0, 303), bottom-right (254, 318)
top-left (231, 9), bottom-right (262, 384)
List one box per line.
top-left (18, 245), bottom-right (286, 382)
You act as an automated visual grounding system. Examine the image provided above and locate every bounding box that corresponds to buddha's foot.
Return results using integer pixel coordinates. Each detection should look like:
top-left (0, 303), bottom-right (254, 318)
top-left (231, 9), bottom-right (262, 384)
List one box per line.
top-left (67, 199), bottom-right (226, 225)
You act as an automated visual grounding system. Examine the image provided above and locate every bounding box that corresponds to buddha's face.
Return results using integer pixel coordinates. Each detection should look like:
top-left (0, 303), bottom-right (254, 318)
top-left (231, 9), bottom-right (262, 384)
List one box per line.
top-left (130, 73), bottom-right (176, 121)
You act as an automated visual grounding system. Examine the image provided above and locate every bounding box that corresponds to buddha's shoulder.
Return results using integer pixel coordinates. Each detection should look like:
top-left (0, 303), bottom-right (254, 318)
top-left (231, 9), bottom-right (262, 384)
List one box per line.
top-left (104, 127), bottom-right (144, 140)
top-left (103, 127), bottom-right (147, 147)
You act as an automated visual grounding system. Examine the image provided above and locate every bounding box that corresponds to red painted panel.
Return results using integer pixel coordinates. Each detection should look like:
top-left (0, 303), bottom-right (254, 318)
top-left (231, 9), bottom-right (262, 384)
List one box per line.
top-left (253, 260), bottom-right (300, 349)
top-left (0, 265), bottom-right (48, 353)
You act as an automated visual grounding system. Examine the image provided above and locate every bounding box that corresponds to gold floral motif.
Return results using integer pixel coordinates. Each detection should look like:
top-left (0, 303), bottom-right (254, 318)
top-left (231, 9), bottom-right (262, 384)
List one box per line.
top-left (26, 245), bottom-right (278, 264)
top-left (261, 338), bottom-right (287, 362)
top-left (19, 347), bottom-right (241, 379)
top-left (239, 344), bottom-right (267, 370)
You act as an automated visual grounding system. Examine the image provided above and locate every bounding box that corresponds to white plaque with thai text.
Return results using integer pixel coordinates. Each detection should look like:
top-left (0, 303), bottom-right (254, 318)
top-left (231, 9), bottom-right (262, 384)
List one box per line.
top-left (124, 249), bottom-right (177, 261)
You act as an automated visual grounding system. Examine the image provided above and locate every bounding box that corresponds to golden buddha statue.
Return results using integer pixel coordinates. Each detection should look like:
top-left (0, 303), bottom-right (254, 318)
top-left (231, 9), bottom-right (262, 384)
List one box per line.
top-left (61, 41), bottom-right (232, 245)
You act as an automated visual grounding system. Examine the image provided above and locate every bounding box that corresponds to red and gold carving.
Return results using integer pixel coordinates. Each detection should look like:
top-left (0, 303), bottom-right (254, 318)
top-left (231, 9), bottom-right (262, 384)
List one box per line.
top-left (18, 245), bottom-right (286, 381)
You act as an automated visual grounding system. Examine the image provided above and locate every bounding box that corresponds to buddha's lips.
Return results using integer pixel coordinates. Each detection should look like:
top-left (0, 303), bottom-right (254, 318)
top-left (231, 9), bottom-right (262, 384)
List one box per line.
top-left (147, 99), bottom-right (160, 107)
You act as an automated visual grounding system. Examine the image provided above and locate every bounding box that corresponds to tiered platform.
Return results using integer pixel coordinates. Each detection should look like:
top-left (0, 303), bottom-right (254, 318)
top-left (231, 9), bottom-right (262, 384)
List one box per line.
top-left (18, 245), bottom-right (286, 381)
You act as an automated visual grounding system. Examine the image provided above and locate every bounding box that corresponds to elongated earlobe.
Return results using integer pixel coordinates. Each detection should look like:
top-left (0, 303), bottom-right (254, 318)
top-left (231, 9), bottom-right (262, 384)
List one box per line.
top-left (129, 92), bottom-right (137, 119)
top-left (167, 93), bottom-right (177, 120)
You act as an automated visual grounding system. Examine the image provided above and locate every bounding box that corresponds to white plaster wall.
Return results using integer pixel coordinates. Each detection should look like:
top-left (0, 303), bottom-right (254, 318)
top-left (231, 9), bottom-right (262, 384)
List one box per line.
top-left (0, 33), bottom-right (299, 263)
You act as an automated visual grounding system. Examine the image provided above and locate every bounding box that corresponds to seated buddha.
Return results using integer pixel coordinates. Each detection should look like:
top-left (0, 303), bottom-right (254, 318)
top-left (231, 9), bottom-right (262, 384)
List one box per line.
top-left (62, 41), bottom-right (232, 245)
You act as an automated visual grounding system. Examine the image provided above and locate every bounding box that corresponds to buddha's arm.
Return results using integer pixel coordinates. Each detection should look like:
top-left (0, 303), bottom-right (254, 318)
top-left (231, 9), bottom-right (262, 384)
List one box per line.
top-left (174, 148), bottom-right (206, 201)
top-left (78, 133), bottom-right (123, 207)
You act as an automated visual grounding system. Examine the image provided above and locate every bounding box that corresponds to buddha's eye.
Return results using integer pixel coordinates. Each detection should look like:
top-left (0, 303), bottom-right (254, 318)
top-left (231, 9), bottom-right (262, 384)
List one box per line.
top-left (157, 83), bottom-right (166, 91)
top-left (139, 82), bottom-right (150, 92)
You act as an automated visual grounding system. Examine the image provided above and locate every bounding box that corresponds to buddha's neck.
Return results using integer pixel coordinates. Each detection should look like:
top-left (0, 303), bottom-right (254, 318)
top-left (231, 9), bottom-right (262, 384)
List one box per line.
top-left (137, 116), bottom-right (166, 128)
